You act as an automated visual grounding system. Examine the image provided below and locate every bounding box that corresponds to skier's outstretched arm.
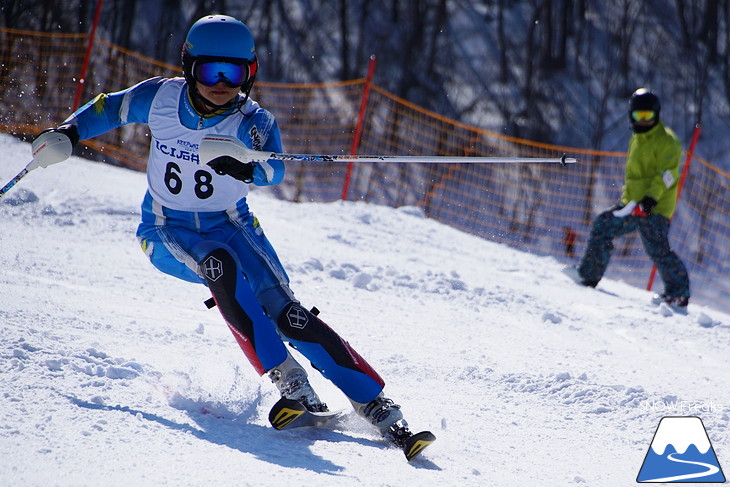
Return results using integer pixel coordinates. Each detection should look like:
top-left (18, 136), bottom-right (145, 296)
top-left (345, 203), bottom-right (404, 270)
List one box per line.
top-left (30, 77), bottom-right (165, 169)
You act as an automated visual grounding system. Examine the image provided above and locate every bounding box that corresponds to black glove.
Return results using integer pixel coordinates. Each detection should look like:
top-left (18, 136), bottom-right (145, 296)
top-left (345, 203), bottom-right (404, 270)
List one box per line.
top-left (638, 196), bottom-right (657, 215)
top-left (208, 156), bottom-right (254, 183)
top-left (35, 123), bottom-right (80, 147)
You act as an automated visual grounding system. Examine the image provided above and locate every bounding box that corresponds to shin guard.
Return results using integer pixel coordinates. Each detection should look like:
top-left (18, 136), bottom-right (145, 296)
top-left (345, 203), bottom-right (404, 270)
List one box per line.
top-left (199, 247), bottom-right (287, 375)
top-left (277, 303), bottom-right (385, 403)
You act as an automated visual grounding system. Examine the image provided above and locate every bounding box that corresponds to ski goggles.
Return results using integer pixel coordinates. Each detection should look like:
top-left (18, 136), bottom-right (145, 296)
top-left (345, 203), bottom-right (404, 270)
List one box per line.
top-left (193, 59), bottom-right (256, 88)
top-left (631, 110), bottom-right (656, 122)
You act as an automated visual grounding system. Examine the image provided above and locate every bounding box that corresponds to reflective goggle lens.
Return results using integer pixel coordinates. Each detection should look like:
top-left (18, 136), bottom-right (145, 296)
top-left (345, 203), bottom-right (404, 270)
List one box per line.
top-left (631, 110), bottom-right (656, 122)
top-left (194, 61), bottom-right (249, 87)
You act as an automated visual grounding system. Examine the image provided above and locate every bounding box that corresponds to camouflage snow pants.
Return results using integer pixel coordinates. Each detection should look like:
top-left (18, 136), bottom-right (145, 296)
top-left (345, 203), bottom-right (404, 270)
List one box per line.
top-left (578, 209), bottom-right (690, 299)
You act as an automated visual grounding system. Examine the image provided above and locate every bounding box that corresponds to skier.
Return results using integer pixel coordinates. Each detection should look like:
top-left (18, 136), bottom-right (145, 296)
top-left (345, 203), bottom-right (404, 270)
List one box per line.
top-left (30, 14), bottom-right (429, 452)
top-left (563, 88), bottom-right (690, 310)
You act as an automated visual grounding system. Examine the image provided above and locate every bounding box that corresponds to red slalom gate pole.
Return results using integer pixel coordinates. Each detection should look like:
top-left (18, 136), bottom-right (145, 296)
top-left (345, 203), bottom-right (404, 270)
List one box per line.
top-left (72, 0), bottom-right (104, 111)
top-left (646, 123), bottom-right (701, 291)
top-left (341, 55), bottom-right (376, 201)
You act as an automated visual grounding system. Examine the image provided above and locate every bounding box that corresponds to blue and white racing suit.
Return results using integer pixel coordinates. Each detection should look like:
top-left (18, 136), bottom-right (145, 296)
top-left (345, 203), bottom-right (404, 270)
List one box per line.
top-left (64, 77), bottom-right (385, 404)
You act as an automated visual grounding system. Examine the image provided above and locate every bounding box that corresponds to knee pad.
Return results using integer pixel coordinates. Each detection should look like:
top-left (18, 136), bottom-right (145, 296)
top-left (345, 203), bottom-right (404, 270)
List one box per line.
top-left (277, 303), bottom-right (385, 400)
top-left (198, 245), bottom-right (286, 373)
top-left (199, 246), bottom-right (247, 326)
top-left (277, 303), bottom-right (348, 348)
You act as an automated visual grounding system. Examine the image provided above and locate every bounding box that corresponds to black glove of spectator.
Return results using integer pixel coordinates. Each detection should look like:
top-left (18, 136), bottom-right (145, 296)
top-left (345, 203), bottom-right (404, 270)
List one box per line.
top-left (208, 156), bottom-right (255, 183)
top-left (638, 196), bottom-right (657, 215)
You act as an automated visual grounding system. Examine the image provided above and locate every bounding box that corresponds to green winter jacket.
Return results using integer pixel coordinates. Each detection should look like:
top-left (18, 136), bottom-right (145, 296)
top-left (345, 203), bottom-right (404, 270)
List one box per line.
top-left (621, 121), bottom-right (682, 219)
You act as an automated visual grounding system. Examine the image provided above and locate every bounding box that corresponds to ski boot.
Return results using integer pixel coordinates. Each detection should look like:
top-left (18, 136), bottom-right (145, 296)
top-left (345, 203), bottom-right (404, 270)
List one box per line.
top-left (268, 354), bottom-right (328, 413)
top-left (562, 266), bottom-right (598, 288)
top-left (353, 392), bottom-right (436, 461)
top-left (651, 293), bottom-right (689, 312)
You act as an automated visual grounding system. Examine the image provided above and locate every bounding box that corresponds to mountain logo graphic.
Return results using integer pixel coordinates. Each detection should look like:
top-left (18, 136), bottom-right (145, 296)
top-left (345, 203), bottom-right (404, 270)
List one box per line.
top-left (637, 416), bottom-right (725, 483)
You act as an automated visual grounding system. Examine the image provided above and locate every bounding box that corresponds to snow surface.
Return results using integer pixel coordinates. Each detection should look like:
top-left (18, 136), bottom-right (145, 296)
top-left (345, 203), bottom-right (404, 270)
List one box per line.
top-left (1, 132), bottom-right (729, 486)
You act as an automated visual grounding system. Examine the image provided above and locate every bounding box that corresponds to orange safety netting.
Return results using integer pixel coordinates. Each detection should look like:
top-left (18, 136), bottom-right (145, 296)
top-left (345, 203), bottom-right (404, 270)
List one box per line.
top-left (2, 27), bottom-right (729, 310)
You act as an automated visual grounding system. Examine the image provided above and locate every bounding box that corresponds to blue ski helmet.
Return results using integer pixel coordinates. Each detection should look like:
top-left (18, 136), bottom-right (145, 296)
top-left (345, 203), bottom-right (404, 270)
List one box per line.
top-left (182, 15), bottom-right (258, 101)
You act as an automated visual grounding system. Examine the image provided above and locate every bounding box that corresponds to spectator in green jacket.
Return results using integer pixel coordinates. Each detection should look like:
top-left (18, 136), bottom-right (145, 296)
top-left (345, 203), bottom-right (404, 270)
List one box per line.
top-left (563, 88), bottom-right (690, 310)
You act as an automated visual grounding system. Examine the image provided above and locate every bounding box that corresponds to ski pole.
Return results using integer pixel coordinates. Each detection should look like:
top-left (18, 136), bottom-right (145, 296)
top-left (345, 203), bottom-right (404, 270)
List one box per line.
top-left (0, 160), bottom-right (38, 200)
top-left (270, 152), bottom-right (575, 165)
top-left (200, 135), bottom-right (577, 166)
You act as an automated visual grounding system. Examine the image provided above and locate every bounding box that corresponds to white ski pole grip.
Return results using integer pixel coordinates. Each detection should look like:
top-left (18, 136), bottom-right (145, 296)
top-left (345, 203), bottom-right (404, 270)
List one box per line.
top-left (30, 130), bottom-right (74, 170)
top-left (199, 135), bottom-right (272, 165)
top-left (2, 130), bottom-right (75, 200)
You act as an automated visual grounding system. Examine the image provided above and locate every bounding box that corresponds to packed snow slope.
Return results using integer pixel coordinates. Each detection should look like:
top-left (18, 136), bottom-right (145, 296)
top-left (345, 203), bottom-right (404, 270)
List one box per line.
top-left (1, 133), bottom-right (728, 486)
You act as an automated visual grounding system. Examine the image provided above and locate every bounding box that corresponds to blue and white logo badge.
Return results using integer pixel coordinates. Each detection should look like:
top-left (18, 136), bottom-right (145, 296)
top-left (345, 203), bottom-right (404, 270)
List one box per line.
top-left (637, 416), bottom-right (725, 483)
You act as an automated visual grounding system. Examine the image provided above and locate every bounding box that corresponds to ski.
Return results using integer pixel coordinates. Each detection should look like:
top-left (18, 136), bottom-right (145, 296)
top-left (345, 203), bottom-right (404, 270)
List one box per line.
top-left (268, 397), bottom-right (436, 461)
top-left (268, 397), bottom-right (343, 430)
top-left (399, 430), bottom-right (437, 461)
